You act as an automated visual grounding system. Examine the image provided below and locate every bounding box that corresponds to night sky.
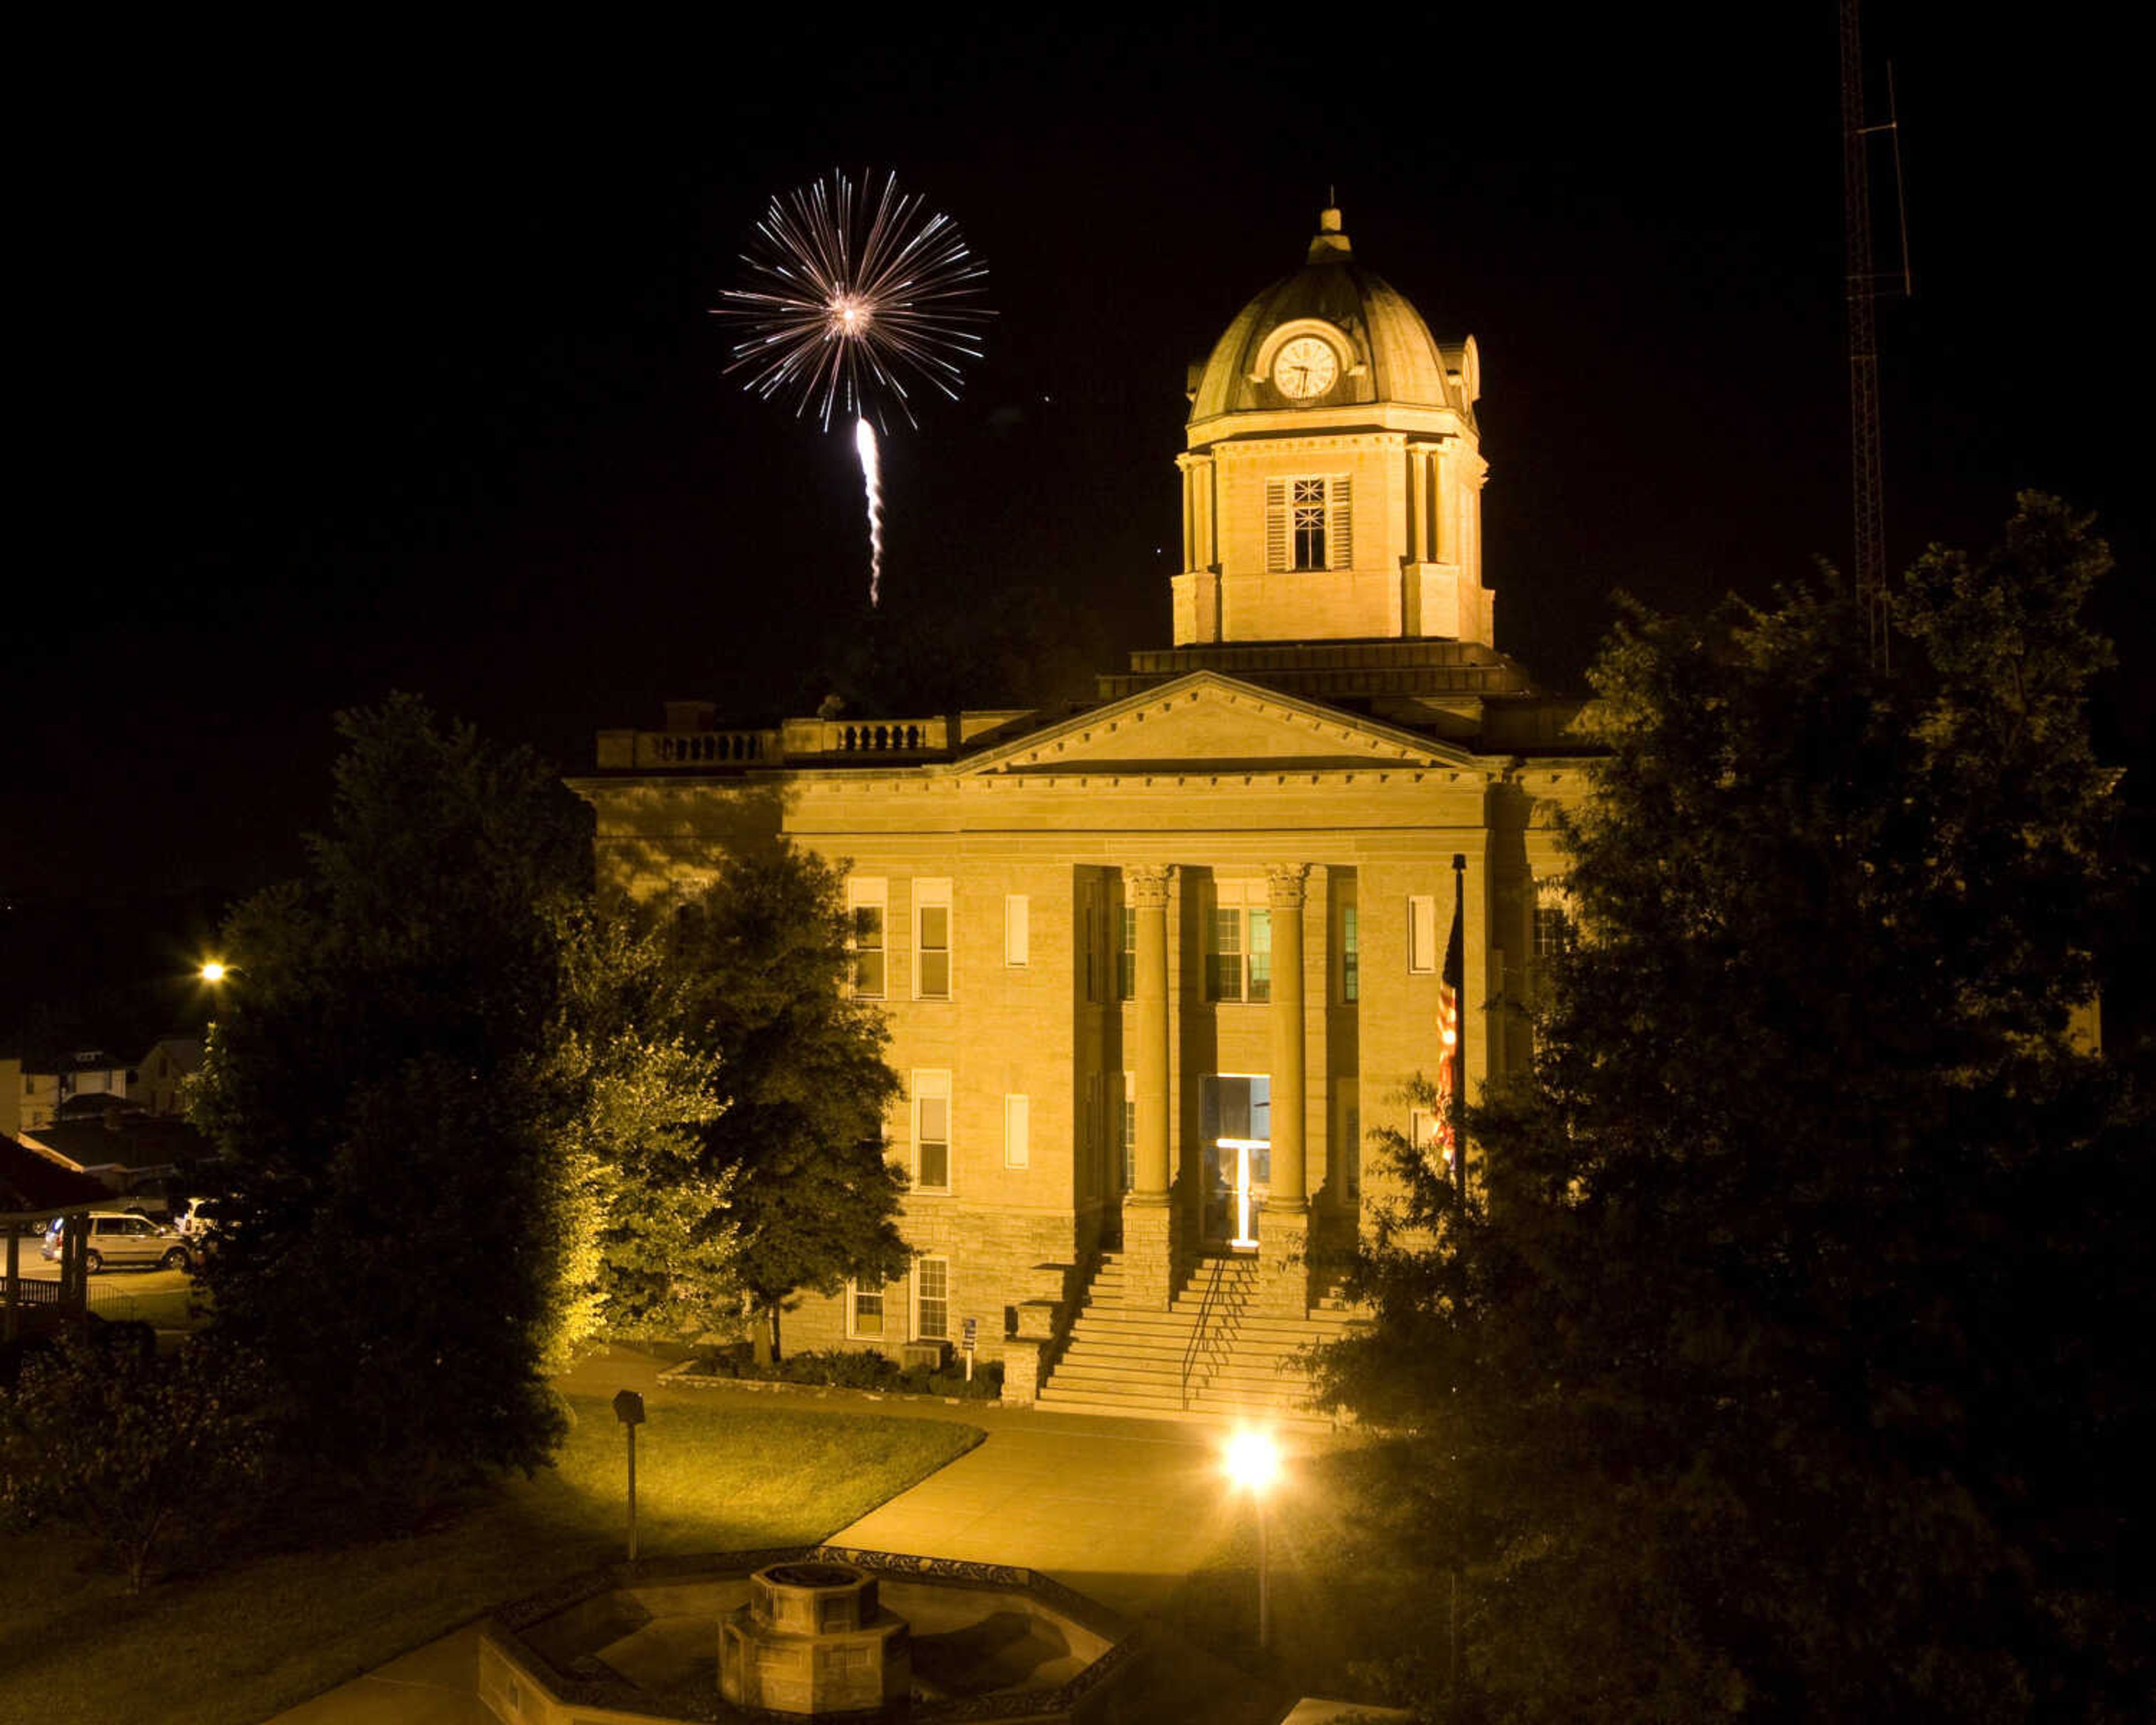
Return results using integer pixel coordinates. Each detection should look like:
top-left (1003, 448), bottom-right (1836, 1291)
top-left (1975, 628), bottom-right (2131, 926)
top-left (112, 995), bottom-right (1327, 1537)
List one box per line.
top-left (7, 9), bottom-right (2145, 1049)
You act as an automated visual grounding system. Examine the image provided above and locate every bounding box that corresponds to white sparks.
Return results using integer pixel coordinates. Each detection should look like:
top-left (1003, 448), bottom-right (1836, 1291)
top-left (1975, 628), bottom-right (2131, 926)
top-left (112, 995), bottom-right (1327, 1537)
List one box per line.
top-left (854, 416), bottom-right (885, 608)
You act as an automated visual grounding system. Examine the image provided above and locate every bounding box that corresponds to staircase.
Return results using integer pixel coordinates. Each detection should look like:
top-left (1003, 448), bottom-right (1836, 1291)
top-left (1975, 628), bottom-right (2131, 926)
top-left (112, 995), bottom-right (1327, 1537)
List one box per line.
top-left (1033, 1252), bottom-right (1363, 1430)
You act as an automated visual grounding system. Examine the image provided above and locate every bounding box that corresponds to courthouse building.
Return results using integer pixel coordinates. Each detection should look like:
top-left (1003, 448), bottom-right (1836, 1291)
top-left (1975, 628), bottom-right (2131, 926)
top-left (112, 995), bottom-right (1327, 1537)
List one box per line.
top-left (574, 209), bottom-right (1592, 1420)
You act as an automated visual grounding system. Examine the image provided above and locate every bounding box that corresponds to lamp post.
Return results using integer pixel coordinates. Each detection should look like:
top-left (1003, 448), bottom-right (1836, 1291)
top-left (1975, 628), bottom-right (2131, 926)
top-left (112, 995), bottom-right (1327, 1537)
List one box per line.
top-left (613, 1390), bottom-right (646, 1564)
top-left (1222, 1427), bottom-right (1281, 1652)
top-left (198, 960), bottom-right (230, 984)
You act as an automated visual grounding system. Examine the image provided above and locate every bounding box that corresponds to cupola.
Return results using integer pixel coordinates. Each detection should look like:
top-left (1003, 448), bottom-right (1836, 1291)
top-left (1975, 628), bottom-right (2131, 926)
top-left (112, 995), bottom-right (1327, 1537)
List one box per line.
top-left (1171, 208), bottom-right (1493, 649)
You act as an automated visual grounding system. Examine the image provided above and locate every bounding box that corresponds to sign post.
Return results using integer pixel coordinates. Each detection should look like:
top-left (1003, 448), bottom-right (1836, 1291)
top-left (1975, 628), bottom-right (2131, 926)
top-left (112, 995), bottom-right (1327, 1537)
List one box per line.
top-left (962, 1316), bottom-right (977, 1382)
top-left (613, 1389), bottom-right (646, 1565)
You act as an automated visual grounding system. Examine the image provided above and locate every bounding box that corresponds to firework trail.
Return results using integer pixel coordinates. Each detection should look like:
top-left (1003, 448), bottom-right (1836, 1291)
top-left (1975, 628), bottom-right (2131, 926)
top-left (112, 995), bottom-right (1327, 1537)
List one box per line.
top-left (854, 416), bottom-right (885, 606)
top-left (714, 171), bottom-right (991, 605)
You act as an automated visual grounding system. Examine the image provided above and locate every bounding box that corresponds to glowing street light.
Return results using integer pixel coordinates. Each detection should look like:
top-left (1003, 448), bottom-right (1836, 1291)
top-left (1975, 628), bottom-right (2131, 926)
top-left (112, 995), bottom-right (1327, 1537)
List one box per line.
top-left (198, 960), bottom-right (230, 984)
top-left (1222, 1427), bottom-right (1282, 1651)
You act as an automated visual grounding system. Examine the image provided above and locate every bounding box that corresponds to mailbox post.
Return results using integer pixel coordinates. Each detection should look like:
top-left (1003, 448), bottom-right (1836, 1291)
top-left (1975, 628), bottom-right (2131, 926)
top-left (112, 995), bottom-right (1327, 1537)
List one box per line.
top-left (613, 1389), bottom-right (646, 1564)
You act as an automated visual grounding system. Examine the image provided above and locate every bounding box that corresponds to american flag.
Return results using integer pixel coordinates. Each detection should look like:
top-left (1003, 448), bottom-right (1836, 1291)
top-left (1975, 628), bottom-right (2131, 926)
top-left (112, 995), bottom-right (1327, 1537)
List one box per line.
top-left (1432, 888), bottom-right (1464, 1179)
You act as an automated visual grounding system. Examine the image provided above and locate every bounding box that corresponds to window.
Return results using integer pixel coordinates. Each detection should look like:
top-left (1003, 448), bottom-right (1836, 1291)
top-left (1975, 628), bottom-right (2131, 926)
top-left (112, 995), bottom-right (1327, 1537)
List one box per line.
top-left (849, 1279), bottom-right (885, 1338)
top-left (1004, 894), bottom-right (1029, 966)
top-left (1530, 880), bottom-right (1573, 998)
top-left (848, 878), bottom-right (887, 998)
top-left (1122, 1073), bottom-right (1136, 1191)
top-left (916, 1258), bottom-right (950, 1341)
top-left (1335, 1092), bottom-right (1362, 1197)
top-left (912, 1070), bottom-right (951, 1191)
top-left (1003, 1093), bottom-right (1029, 1169)
top-left (1408, 894), bottom-right (1438, 974)
top-left (914, 879), bottom-right (952, 999)
top-left (1207, 882), bottom-right (1271, 1002)
top-left (1085, 1071), bottom-right (1102, 1176)
top-left (1533, 888), bottom-right (1573, 963)
top-left (1081, 880), bottom-right (1098, 1002)
top-left (1264, 474), bottom-right (1353, 572)
top-left (1340, 897), bottom-right (1360, 1003)
top-left (1118, 905), bottom-right (1136, 1000)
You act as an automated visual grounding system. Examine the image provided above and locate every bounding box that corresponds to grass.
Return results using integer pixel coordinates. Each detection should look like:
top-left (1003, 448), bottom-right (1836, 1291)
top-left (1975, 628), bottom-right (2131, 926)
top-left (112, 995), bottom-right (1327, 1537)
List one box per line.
top-left (1158, 1438), bottom-right (1441, 1715)
top-left (85, 1283), bottom-right (204, 1328)
top-left (0, 1392), bottom-right (981, 1725)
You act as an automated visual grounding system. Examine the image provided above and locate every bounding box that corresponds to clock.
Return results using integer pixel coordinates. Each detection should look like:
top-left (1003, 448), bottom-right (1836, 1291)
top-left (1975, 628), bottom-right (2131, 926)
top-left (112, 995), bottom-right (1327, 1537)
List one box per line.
top-left (1271, 335), bottom-right (1340, 399)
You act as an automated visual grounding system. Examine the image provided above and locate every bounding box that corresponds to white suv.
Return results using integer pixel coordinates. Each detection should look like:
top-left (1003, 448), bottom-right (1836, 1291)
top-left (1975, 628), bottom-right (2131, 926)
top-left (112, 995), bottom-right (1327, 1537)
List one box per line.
top-left (40, 1212), bottom-right (193, 1274)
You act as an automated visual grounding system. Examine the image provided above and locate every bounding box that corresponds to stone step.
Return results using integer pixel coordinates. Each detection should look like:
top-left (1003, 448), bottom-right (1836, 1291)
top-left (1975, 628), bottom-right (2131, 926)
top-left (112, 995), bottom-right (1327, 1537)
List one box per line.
top-left (1054, 1342), bottom-right (1325, 1388)
top-left (1034, 1386), bottom-right (1341, 1433)
top-left (1069, 1317), bottom-right (1356, 1353)
top-left (1037, 1249), bottom-right (1364, 1424)
top-left (1063, 1339), bottom-right (1321, 1377)
top-left (1054, 1349), bottom-right (1321, 1388)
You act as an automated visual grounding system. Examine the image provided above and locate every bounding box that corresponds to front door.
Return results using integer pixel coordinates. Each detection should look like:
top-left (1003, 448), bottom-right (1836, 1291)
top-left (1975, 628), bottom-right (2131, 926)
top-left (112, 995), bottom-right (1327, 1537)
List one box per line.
top-left (1201, 1076), bottom-right (1270, 1251)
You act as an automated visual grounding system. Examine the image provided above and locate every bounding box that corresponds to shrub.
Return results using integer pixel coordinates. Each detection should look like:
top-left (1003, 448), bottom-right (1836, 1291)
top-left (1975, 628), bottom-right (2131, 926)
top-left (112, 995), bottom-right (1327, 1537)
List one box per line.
top-left (0, 1330), bottom-right (271, 1591)
top-left (686, 1346), bottom-right (1001, 1398)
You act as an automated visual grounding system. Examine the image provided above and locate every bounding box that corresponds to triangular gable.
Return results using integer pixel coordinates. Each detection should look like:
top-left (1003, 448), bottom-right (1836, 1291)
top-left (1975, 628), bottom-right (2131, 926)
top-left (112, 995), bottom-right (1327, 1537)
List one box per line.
top-left (957, 672), bottom-right (1478, 775)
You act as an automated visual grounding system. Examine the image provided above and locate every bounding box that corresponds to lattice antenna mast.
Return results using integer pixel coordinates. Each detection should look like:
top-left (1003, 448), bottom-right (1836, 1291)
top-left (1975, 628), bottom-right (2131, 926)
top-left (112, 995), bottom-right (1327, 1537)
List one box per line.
top-left (1841, 0), bottom-right (1912, 669)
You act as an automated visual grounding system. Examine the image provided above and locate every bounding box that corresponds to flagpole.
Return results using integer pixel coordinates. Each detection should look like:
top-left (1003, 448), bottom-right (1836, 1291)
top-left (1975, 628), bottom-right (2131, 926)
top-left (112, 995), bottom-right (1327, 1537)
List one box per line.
top-left (1451, 853), bottom-right (1467, 1195)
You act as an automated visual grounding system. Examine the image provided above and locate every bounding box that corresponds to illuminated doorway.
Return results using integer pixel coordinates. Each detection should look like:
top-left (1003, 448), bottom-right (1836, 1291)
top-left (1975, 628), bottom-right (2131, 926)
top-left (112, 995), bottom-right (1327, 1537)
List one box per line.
top-left (1202, 1075), bottom-right (1270, 1251)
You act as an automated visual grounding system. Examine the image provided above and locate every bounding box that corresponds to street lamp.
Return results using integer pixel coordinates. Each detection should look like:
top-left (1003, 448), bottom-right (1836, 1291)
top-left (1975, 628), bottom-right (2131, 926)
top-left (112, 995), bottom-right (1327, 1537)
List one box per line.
top-left (1222, 1426), bottom-right (1281, 1651)
top-left (614, 1389), bottom-right (646, 1565)
top-left (199, 960), bottom-right (230, 984)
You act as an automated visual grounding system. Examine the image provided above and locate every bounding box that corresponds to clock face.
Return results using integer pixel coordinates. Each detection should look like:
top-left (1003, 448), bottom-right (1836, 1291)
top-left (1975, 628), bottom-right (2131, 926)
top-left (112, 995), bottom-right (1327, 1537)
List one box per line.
top-left (1271, 335), bottom-right (1340, 399)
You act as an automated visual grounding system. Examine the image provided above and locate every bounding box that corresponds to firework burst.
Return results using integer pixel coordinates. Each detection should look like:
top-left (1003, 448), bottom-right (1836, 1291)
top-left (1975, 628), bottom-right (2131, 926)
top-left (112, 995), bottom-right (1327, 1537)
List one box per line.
top-left (713, 170), bottom-right (990, 606)
top-left (715, 169), bottom-right (992, 434)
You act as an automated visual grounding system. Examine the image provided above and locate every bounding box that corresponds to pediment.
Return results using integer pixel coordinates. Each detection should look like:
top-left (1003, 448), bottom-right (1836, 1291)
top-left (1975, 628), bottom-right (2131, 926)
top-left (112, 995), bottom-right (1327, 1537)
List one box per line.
top-left (958, 673), bottom-right (1476, 775)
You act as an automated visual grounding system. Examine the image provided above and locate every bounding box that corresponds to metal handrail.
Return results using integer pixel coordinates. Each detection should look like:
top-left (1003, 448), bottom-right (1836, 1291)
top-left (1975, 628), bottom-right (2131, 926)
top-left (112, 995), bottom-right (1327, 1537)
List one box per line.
top-left (1179, 1257), bottom-right (1249, 1411)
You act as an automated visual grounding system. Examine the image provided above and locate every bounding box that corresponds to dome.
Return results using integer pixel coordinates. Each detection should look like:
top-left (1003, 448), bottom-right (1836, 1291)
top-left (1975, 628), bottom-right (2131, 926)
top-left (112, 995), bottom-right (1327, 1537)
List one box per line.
top-left (1187, 208), bottom-right (1477, 428)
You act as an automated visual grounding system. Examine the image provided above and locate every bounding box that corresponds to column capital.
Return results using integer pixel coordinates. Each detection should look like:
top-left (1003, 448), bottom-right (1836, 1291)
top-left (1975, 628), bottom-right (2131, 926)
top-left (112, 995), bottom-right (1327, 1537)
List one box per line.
top-left (1123, 864), bottom-right (1175, 909)
top-left (1265, 863), bottom-right (1310, 909)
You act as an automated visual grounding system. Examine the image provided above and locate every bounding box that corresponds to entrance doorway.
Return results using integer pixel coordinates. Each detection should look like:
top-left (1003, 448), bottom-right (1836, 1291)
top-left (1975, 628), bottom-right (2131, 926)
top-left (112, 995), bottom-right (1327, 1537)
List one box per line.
top-left (1201, 1076), bottom-right (1270, 1251)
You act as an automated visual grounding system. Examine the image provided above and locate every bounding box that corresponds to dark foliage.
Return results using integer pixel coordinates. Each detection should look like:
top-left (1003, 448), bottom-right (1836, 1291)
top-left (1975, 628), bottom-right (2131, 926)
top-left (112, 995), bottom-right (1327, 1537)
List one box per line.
top-left (1, 1329), bottom-right (271, 1592)
top-left (188, 696), bottom-right (596, 1495)
top-left (691, 1345), bottom-right (1003, 1400)
top-left (673, 844), bottom-right (910, 1361)
top-left (1321, 498), bottom-right (2152, 1720)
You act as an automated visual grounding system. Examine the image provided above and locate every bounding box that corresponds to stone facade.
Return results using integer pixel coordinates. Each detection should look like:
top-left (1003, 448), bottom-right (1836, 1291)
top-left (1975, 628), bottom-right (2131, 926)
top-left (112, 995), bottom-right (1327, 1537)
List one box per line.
top-left (572, 209), bottom-right (1594, 1397)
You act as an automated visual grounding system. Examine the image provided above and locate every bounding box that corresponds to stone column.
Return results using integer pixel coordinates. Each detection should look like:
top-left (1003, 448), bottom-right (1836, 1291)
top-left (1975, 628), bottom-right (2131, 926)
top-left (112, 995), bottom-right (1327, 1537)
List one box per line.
top-left (1263, 865), bottom-right (1310, 1315)
top-left (1122, 864), bottom-right (1176, 1308)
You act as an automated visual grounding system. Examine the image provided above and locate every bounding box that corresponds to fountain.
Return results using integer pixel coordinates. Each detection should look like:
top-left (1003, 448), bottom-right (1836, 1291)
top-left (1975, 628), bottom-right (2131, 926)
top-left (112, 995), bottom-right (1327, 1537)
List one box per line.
top-left (478, 1544), bottom-right (1138, 1724)
top-left (720, 1560), bottom-right (910, 1714)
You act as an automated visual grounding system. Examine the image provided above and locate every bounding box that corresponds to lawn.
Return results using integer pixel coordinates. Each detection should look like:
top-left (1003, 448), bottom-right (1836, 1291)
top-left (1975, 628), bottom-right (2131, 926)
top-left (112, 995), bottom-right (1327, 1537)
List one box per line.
top-left (1159, 1438), bottom-right (1442, 1715)
top-left (0, 1392), bottom-right (981, 1725)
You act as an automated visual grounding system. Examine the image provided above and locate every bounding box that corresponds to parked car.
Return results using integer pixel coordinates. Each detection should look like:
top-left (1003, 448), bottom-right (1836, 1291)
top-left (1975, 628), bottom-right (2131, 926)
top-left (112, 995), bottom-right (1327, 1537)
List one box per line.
top-left (171, 1197), bottom-right (218, 1236)
top-left (40, 1212), bottom-right (193, 1274)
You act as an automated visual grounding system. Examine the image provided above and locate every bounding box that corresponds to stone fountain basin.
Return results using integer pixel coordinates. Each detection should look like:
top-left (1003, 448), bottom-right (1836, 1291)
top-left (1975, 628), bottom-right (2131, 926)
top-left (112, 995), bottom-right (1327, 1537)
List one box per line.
top-left (481, 1545), bottom-right (1136, 1724)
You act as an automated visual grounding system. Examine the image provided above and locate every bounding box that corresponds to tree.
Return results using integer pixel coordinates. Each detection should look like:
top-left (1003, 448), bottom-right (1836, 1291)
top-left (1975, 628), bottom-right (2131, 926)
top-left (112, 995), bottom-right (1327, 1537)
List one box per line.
top-left (189, 695), bottom-right (725, 1495)
top-left (673, 842), bottom-right (909, 1361)
top-left (1321, 498), bottom-right (2150, 1720)
top-left (543, 899), bottom-right (736, 1351)
top-left (0, 1331), bottom-right (270, 1592)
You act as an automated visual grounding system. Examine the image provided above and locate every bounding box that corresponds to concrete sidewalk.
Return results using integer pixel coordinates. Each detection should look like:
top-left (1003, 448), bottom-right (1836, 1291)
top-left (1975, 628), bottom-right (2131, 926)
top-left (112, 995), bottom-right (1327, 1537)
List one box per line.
top-left (264, 1347), bottom-right (1339, 1723)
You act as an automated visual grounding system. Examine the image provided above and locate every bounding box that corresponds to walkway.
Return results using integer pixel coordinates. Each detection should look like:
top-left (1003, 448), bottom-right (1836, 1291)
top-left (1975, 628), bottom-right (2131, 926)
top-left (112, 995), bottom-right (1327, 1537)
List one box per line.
top-left (264, 1345), bottom-right (1356, 1723)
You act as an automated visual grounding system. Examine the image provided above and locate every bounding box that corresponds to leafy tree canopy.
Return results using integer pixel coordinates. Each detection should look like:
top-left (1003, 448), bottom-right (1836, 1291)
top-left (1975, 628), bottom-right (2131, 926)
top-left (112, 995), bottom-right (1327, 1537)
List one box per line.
top-left (189, 695), bottom-right (725, 1493)
top-left (672, 843), bottom-right (909, 1360)
top-left (1323, 498), bottom-right (2150, 1721)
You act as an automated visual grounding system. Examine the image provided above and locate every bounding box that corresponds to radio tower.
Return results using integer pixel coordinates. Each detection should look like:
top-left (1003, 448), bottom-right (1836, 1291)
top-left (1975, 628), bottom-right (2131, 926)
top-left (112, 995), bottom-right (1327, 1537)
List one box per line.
top-left (1840, 0), bottom-right (1909, 670)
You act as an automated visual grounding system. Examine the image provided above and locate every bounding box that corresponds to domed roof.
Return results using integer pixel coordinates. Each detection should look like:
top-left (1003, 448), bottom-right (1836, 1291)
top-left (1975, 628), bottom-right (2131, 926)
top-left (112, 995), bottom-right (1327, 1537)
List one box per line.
top-left (1187, 208), bottom-right (1475, 426)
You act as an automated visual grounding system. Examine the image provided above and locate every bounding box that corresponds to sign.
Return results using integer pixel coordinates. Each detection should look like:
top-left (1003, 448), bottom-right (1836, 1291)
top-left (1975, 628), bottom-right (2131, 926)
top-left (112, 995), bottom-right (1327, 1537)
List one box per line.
top-left (961, 1317), bottom-right (977, 1355)
top-left (613, 1389), bottom-right (646, 1426)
